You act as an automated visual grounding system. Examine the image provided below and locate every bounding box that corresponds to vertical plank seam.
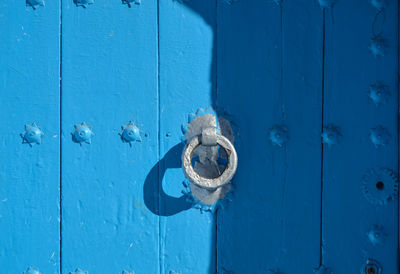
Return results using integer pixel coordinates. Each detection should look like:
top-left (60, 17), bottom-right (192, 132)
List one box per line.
top-left (215, 0), bottom-right (219, 272)
top-left (397, 0), bottom-right (400, 270)
top-left (319, 8), bottom-right (326, 269)
top-left (59, 0), bottom-right (63, 272)
top-left (156, 0), bottom-right (162, 273)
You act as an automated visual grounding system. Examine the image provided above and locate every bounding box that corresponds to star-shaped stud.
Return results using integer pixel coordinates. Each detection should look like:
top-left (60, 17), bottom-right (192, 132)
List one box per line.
top-left (70, 268), bottom-right (88, 274)
top-left (321, 125), bottom-right (341, 146)
top-left (26, 0), bottom-right (45, 9)
top-left (20, 123), bottom-right (44, 147)
top-left (72, 122), bottom-right (94, 145)
top-left (268, 125), bottom-right (289, 147)
top-left (368, 83), bottom-right (390, 105)
top-left (73, 0), bottom-right (94, 8)
top-left (369, 126), bottom-right (390, 147)
top-left (120, 121), bottom-right (142, 147)
top-left (122, 0), bottom-right (141, 7)
top-left (369, 36), bottom-right (385, 57)
top-left (24, 267), bottom-right (41, 274)
top-left (313, 265), bottom-right (331, 274)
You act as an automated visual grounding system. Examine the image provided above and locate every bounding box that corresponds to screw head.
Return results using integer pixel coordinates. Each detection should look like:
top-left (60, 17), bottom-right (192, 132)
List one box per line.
top-left (70, 268), bottom-right (88, 274)
top-left (362, 168), bottom-right (398, 205)
top-left (72, 122), bottom-right (94, 145)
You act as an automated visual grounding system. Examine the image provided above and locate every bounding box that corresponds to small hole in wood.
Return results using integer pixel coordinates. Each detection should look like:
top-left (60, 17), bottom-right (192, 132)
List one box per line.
top-left (376, 181), bottom-right (384, 190)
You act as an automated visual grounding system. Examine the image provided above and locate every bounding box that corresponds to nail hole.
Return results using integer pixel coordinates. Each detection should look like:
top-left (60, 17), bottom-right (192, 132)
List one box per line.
top-left (376, 181), bottom-right (384, 190)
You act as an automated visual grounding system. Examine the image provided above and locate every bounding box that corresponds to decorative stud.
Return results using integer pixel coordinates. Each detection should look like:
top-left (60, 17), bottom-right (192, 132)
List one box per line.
top-left (72, 122), bottom-right (94, 145)
top-left (368, 83), bottom-right (390, 105)
top-left (21, 123), bottom-right (44, 147)
top-left (313, 265), bottom-right (331, 274)
top-left (70, 268), bottom-right (88, 274)
top-left (268, 126), bottom-right (288, 147)
top-left (266, 270), bottom-right (283, 274)
top-left (120, 121), bottom-right (141, 146)
top-left (223, 0), bottom-right (239, 4)
top-left (361, 259), bottom-right (382, 274)
top-left (318, 0), bottom-right (336, 8)
top-left (369, 36), bottom-right (385, 57)
top-left (370, 0), bottom-right (385, 10)
top-left (367, 224), bottom-right (386, 246)
top-left (122, 0), bottom-right (140, 7)
top-left (26, 0), bottom-right (45, 9)
top-left (369, 126), bottom-right (390, 147)
top-left (122, 271), bottom-right (135, 274)
top-left (73, 0), bottom-right (94, 8)
top-left (321, 125), bottom-right (341, 146)
top-left (24, 267), bottom-right (41, 274)
top-left (362, 168), bottom-right (398, 205)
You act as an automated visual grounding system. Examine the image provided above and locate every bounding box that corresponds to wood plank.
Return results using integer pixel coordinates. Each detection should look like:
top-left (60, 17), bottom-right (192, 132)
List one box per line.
top-left (61, 1), bottom-right (159, 273)
top-left (216, 0), bottom-right (323, 272)
top-left (322, 1), bottom-right (399, 272)
top-left (158, 0), bottom-right (217, 273)
top-left (0, 0), bottom-right (61, 272)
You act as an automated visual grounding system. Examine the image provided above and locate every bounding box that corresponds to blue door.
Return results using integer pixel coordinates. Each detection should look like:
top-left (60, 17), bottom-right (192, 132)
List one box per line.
top-left (0, 0), bottom-right (398, 273)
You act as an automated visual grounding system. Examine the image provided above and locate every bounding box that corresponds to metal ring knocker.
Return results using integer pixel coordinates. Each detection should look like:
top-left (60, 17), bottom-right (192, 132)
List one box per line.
top-left (182, 131), bottom-right (238, 191)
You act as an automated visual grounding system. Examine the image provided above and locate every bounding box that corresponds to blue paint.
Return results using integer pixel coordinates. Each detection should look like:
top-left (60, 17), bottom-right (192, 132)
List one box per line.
top-left (73, 0), bottom-right (94, 8)
top-left (368, 83), bottom-right (390, 105)
top-left (26, 0), bottom-right (45, 9)
top-left (360, 259), bottom-right (382, 274)
top-left (367, 224), bottom-right (386, 246)
top-left (0, 0), bottom-right (60, 272)
top-left (70, 269), bottom-right (88, 274)
top-left (1, 0), bottom-right (398, 273)
top-left (369, 126), bottom-right (390, 147)
top-left (71, 122), bottom-right (94, 145)
top-left (268, 126), bottom-right (289, 147)
top-left (369, 36), bottom-right (385, 57)
top-left (120, 121), bottom-right (142, 146)
top-left (321, 125), bottom-right (341, 146)
top-left (24, 267), bottom-right (41, 274)
top-left (122, 0), bottom-right (141, 7)
top-left (20, 123), bottom-right (44, 146)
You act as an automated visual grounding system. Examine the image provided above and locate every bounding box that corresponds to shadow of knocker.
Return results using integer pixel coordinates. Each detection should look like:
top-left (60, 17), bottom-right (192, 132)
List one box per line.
top-left (143, 142), bottom-right (193, 216)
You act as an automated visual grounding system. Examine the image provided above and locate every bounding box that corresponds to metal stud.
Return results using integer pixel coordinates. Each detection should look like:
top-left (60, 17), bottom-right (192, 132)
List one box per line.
top-left (367, 224), bottom-right (386, 246)
top-left (73, 0), bottom-right (94, 8)
top-left (369, 126), bottom-right (390, 147)
top-left (72, 122), bottom-right (94, 145)
top-left (313, 265), bottom-right (331, 274)
top-left (269, 126), bottom-right (288, 147)
top-left (21, 123), bottom-right (44, 147)
top-left (26, 0), bottom-right (45, 9)
top-left (321, 125), bottom-right (341, 146)
top-left (369, 36), bottom-right (385, 57)
top-left (122, 0), bottom-right (140, 7)
top-left (120, 121), bottom-right (142, 146)
top-left (368, 83), bottom-right (390, 105)
top-left (369, 0), bottom-right (386, 10)
top-left (70, 268), bottom-right (88, 274)
top-left (318, 0), bottom-right (336, 8)
top-left (24, 267), bottom-right (41, 274)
